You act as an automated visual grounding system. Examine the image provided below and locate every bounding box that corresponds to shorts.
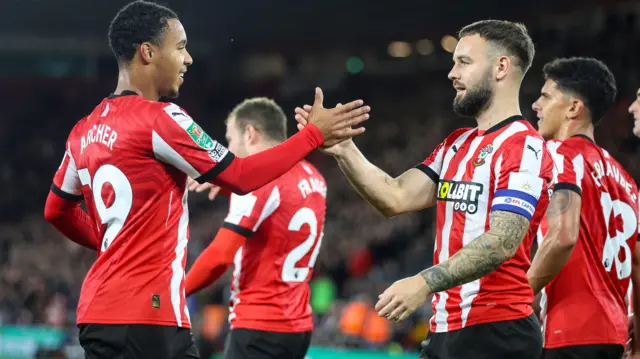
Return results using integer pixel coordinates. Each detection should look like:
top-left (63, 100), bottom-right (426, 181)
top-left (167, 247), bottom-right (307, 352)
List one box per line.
top-left (420, 314), bottom-right (542, 359)
top-left (78, 323), bottom-right (199, 359)
top-left (541, 344), bottom-right (624, 359)
top-left (223, 327), bottom-right (312, 359)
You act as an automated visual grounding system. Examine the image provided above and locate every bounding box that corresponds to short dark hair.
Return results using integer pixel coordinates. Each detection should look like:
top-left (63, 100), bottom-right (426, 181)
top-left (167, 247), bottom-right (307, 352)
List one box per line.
top-left (108, 1), bottom-right (178, 62)
top-left (459, 20), bottom-right (535, 74)
top-left (229, 98), bottom-right (287, 142)
top-left (542, 57), bottom-right (617, 125)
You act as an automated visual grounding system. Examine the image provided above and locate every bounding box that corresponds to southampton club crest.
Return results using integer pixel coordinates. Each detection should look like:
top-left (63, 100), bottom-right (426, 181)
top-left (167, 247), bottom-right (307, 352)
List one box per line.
top-left (472, 144), bottom-right (494, 167)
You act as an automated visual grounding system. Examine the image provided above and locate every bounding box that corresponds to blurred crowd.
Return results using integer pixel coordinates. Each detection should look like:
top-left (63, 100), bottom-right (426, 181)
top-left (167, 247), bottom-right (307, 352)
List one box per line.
top-left (2, 2), bottom-right (640, 356)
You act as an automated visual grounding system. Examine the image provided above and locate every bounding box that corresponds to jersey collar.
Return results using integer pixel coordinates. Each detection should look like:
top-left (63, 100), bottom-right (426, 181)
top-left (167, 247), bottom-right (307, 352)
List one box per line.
top-left (107, 90), bottom-right (139, 99)
top-left (478, 115), bottom-right (525, 136)
top-left (571, 134), bottom-right (595, 144)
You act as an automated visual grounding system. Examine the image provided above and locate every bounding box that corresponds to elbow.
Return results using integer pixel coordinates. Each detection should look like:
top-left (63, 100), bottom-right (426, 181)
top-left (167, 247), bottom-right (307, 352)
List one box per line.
top-left (43, 202), bottom-right (59, 224)
top-left (555, 228), bottom-right (579, 251)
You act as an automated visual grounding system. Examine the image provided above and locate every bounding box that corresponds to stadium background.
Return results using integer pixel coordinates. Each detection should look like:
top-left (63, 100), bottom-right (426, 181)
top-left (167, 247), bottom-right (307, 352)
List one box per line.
top-left (1, 0), bottom-right (640, 357)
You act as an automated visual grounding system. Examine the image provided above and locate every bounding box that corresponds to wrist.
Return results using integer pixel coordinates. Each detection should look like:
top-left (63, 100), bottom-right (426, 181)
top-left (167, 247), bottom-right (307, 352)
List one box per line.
top-left (303, 123), bottom-right (325, 147)
top-left (415, 273), bottom-right (432, 297)
top-left (332, 140), bottom-right (357, 159)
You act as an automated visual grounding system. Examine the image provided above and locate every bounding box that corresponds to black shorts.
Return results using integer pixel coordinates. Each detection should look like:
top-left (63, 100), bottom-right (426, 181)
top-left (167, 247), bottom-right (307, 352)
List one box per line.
top-left (420, 314), bottom-right (542, 359)
top-left (541, 344), bottom-right (624, 359)
top-left (223, 328), bottom-right (312, 359)
top-left (78, 323), bottom-right (199, 359)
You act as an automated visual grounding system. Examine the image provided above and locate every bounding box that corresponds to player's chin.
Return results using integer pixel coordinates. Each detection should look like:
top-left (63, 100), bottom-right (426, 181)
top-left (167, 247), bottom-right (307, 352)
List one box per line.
top-left (633, 121), bottom-right (640, 137)
top-left (166, 87), bottom-right (181, 99)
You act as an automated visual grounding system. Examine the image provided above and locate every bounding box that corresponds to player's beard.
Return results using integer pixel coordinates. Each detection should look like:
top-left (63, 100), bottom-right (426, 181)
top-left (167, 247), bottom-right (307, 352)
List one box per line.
top-left (453, 67), bottom-right (494, 118)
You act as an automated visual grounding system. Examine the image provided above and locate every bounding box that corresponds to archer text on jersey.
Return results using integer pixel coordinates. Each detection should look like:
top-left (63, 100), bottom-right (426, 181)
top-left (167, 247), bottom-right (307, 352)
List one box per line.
top-left (298, 177), bottom-right (326, 199)
top-left (81, 124), bottom-right (118, 155)
top-left (592, 159), bottom-right (637, 201)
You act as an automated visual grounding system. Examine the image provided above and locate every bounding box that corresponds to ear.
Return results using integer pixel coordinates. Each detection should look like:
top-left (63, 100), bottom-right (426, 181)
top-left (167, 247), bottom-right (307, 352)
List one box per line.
top-left (245, 124), bottom-right (260, 145)
top-left (567, 98), bottom-right (584, 120)
top-left (495, 56), bottom-right (510, 81)
top-left (139, 42), bottom-right (155, 64)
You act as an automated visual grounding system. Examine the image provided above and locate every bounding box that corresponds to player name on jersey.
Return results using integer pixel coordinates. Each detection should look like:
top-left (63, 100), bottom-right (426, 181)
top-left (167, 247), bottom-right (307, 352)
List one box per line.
top-left (80, 124), bottom-right (118, 155)
top-left (297, 176), bottom-right (327, 199)
top-left (592, 158), bottom-right (638, 201)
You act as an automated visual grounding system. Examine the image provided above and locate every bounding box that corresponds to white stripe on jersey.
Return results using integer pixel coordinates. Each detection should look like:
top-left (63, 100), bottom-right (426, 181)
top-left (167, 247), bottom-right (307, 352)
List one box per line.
top-left (434, 133), bottom-right (483, 332)
top-left (520, 136), bottom-right (544, 176)
top-left (572, 154), bottom-right (585, 189)
top-left (252, 186), bottom-right (281, 231)
top-left (152, 130), bottom-right (201, 179)
top-left (229, 247), bottom-right (243, 322)
top-left (170, 183), bottom-right (190, 327)
top-left (458, 122), bottom-right (527, 328)
top-left (163, 103), bottom-right (194, 129)
top-left (428, 145), bottom-right (445, 176)
top-left (61, 147), bottom-right (82, 195)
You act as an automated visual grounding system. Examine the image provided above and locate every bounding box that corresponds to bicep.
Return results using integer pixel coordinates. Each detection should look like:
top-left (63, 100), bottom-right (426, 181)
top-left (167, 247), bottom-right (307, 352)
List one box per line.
top-left (391, 167), bottom-right (438, 213)
top-left (487, 210), bottom-right (530, 255)
top-left (545, 189), bottom-right (581, 244)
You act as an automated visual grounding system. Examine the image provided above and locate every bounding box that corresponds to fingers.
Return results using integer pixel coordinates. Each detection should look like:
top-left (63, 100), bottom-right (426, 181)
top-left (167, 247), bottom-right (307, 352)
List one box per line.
top-left (387, 304), bottom-right (407, 323)
top-left (312, 87), bottom-right (324, 108)
top-left (333, 99), bottom-right (364, 114)
top-left (208, 186), bottom-right (221, 201)
top-left (195, 183), bottom-right (212, 193)
top-left (377, 297), bottom-right (401, 318)
top-left (303, 105), bottom-right (313, 112)
top-left (187, 178), bottom-right (200, 191)
top-left (333, 127), bottom-right (366, 140)
top-left (339, 105), bottom-right (370, 122)
top-left (297, 123), bottom-right (304, 131)
top-left (374, 293), bottom-right (392, 312)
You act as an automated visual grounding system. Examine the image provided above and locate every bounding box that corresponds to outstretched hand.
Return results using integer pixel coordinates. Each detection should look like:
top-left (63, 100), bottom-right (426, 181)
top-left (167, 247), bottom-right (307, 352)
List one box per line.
top-left (295, 102), bottom-right (357, 156)
top-left (301, 88), bottom-right (369, 148)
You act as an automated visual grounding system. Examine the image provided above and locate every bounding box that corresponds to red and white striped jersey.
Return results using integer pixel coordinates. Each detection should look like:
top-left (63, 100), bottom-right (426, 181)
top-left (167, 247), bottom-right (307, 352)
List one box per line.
top-left (416, 116), bottom-right (554, 333)
top-left (51, 91), bottom-right (233, 328)
top-left (538, 136), bottom-right (639, 348)
top-left (223, 161), bottom-right (326, 333)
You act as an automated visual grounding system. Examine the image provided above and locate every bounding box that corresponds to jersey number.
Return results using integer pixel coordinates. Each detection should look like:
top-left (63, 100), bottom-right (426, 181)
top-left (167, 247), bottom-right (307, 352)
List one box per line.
top-left (282, 208), bottom-right (324, 283)
top-left (78, 165), bottom-right (133, 252)
top-left (601, 192), bottom-right (636, 279)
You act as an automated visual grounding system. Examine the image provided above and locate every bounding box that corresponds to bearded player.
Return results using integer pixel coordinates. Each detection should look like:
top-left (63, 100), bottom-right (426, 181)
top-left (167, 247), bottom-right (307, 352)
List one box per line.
top-left (42, 2), bottom-right (369, 358)
top-left (296, 20), bottom-right (553, 359)
top-left (185, 98), bottom-right (326, 359)
top-left (527, 57), bottom-right (638, 359)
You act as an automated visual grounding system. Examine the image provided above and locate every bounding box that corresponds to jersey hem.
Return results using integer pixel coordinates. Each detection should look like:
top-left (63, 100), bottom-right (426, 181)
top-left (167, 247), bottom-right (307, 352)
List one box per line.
top-left (231, 321), bottom-right (313, 333)
top-left (77, 318), bottom-right (191, 328)
top-left (543, 338), bottom-right (627, 349)
top-left (430, 310), bottom-right (532, 333)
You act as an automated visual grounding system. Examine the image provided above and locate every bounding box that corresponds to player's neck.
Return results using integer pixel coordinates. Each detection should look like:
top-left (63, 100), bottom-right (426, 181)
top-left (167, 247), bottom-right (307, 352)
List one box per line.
top-left (249, 140), bottom-right (282, 155)
top-left (555, 120), bottom-right (595, 142)
top-left (114, 67), bottom-right (161, 101)
top-left (475, 93), bottom-right (521, 131)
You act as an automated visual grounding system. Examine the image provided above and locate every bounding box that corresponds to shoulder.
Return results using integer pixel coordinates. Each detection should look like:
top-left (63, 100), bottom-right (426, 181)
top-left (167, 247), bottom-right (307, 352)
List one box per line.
top-left (445, 127), bottom-right (475, 145)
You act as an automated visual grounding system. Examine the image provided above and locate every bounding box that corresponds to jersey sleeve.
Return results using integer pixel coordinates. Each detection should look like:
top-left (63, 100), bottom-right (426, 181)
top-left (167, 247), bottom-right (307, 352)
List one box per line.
top-left (51, 140), bottom-right (83, 201)
top-left (222, 184), bottom-right (281, 238)
top-left (490, 134), bottom-right (550, 221)
top-left (414, 128), bottom-right (472, 183)
top-left (547, 142), bottom-right (585, 196)
top-left (151, 103), bottom-right (235, 182)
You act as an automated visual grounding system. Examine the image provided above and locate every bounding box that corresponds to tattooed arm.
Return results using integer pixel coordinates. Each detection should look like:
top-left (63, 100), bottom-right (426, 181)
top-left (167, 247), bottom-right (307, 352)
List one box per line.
top-left (527, 189), bottom-right (582, 294)
top-left (419, 210), bottom-right (530, 294)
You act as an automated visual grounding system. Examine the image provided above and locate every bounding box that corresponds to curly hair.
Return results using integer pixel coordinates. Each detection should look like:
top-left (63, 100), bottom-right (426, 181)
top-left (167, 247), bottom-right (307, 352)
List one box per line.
top-left (543, 57), bottom-right (617, 125)
top-left (108, 1), bottom-right (178, 62)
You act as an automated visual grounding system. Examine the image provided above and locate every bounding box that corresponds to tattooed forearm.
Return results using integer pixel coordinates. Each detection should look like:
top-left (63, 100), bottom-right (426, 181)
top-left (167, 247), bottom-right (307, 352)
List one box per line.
top-left (545, 189), bottom-right (573, 217)
top-left (420, 210), bottom-right (530, 294)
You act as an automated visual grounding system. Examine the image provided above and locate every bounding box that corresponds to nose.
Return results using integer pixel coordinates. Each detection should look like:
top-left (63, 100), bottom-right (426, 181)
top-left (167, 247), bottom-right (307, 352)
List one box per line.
top-left (184, 50), bottom-right (193, 66)
top-left (532, 101), bottom-right (540, 112)
top-left (448, 65), bottom-right (459, 82)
